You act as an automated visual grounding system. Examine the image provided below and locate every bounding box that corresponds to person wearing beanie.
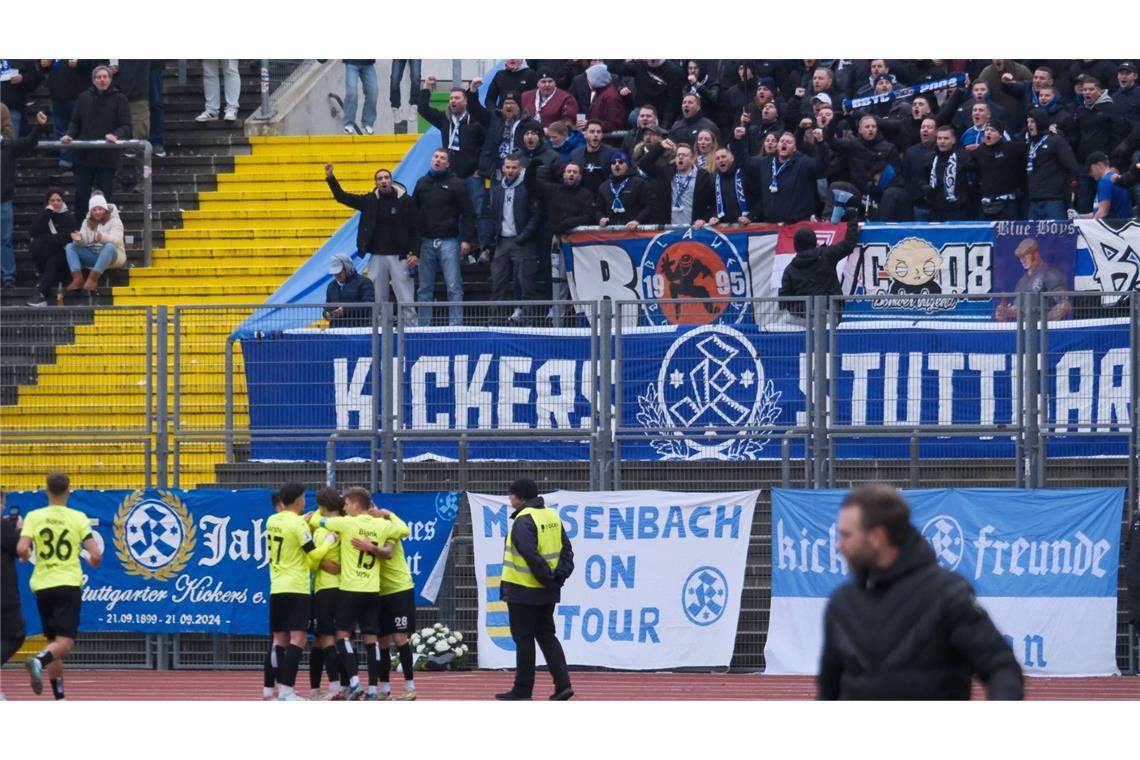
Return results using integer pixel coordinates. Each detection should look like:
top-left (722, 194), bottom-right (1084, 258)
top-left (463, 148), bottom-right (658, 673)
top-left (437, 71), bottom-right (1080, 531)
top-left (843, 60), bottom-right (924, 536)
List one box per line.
top-left (580, 63), bottom-right (629, 133)
top-left (323, 253), bottom-right (376, 329)
top-left (517, 120), bottom-right (562, 182)
top-left (495, 478), bottom-right (574, 702)
top-left (1072, 76), bottom-right (1130, 212)
top-left (778, 209), bottom-right (859, 319)
top-left (613, 59), bottom-right (686, 127)
top-left (521, 68), bottom-right (579, 128)
top-left (63, 192), bottom-right (126, 298)
top-left (1024, 107), bottom-right (1078, 220)
top-left (965, 120), bottom-right (1027, 220)
top-left (596, 150), bottom-right (656, 229)
top-left (471, 89), bottom-right (525, 189)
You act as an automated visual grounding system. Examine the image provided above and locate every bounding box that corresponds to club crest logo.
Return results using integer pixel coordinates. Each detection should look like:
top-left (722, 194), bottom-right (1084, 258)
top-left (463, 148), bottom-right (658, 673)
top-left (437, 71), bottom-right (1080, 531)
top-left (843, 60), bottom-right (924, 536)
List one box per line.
top-left (114, 490), bottom-right (196, 581)
top-left (638, 226), bottom-right (750, 325)
top-left (435, 491), bottom-right (460, 521)
top-left (637, 325), bottom-right (782, 460)
top-left (682, 566), bottom-right (729, 626)
top-left (921, 515), bottom-right (964, 571)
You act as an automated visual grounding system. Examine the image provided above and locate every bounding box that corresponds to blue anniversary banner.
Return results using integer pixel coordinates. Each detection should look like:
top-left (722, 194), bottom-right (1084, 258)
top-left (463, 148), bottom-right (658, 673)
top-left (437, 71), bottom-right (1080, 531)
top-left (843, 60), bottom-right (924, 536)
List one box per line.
top-left (242, 320), bottom-right (1130, 461)
top-left (764, 488), bottom-right (1125, 676)
top-left (7, 489), bottom-right (459, 635)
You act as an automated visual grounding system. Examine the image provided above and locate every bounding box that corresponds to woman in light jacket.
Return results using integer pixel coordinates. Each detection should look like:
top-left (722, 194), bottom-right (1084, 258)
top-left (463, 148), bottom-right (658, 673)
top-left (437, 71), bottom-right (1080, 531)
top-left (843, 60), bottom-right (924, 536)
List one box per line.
top-left (65, 191), bottom-right (125, 295)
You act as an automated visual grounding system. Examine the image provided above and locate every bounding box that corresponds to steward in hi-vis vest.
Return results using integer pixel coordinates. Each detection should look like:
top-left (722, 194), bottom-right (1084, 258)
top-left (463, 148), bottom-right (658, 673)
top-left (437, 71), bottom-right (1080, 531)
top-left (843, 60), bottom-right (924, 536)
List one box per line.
top-left (495, 478), bottom-right (576, 702)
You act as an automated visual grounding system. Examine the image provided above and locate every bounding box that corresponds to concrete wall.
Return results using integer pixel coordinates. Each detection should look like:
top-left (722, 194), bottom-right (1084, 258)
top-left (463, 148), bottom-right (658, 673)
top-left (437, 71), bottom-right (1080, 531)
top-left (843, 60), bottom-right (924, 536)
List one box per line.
top-left (245, 59), bottom-right (495, 138)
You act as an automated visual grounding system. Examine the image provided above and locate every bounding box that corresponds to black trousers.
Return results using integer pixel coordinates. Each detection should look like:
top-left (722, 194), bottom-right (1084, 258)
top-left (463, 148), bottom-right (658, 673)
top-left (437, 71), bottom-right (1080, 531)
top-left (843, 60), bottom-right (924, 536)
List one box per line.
top-left (74, 165), bottom-right (117, 218)
top-left (508, 602), bottom-right (570, 696)
top-left (32, 239), bottom-right (70, 298)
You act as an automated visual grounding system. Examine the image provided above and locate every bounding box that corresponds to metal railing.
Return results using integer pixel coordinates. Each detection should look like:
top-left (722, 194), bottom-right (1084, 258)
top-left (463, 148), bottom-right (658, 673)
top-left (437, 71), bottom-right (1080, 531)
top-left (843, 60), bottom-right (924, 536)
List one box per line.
top-left (31, 140), bottom-right (154, 266)
top-left (1, 292), bottom-right (1136, 671)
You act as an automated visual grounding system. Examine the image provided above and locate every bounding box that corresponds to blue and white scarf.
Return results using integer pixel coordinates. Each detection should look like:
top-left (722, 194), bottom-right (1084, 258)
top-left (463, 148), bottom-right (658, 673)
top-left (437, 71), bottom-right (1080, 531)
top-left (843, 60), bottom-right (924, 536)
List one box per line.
top-left (609, 177), bottom-right (630, 213)
top-left (672, 170), bottom-right (695, 210)
top-left (1026, 135), bottom-right (1048, 173)
top-left (930, 152), bottom-right (958, 202)
top-left (715, 169), bottom-right (746, 217)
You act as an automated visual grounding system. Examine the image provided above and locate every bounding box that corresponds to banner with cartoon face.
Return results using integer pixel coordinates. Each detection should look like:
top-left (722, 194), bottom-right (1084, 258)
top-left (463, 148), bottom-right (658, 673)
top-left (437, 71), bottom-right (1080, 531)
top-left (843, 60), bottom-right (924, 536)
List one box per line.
top-left (468, 490), bottom-right (759, 669)
top-left (765, 487), bottom-right (1124, 677)
top-left (7, 489), bottom-right (459, 634)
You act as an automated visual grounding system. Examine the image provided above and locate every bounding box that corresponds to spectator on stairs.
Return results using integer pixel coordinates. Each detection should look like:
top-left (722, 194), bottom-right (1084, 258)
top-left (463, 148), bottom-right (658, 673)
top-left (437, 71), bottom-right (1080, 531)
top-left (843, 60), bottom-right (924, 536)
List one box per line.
top-left (196, 60), bottom-right (240, 123)
top-left (110, 59), bottom-right (151, 191)
top-left (38, 59), bottom-right (94, 172)
top-left (64, 193), bottom-right (125, 298)
top-left (343, 60), bottom-right (378, 134)
top-left (27, 190), bottom-right (78, 307)
top-left (60, 65), bottom-right (132, 217)
top-left (0, 59), bottom-right (43, 138)
top-left (323, 254), bottom-right (376, 329)
top-left (2, 108), bottom-right (48, 288)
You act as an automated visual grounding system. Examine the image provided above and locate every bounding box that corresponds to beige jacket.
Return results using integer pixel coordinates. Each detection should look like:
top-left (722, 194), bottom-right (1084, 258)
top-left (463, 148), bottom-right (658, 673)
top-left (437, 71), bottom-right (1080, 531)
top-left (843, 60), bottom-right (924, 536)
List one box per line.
top-left (77, 202), bottom-right (127, 268)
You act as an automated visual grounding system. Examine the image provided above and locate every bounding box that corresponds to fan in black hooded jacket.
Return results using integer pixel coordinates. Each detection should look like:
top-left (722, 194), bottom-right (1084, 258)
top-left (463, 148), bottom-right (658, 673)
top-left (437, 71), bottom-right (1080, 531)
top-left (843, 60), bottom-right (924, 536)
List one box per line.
top-left (819, 526), bottom-right (1024, 700)
top-left (779, 213), bottom-right (859, 318)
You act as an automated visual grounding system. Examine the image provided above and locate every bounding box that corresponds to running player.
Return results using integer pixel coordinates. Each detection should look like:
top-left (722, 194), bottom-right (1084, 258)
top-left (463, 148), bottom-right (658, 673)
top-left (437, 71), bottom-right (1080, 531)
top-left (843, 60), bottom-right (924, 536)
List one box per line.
top-left (309, 486), bottom-right (400, 701)
top-left (263, 489), bottom-right (283, 700)
top-left (307, 487), bottom-right (344, 700)
top-left (267, 482), bottom-right (333, 700)
top-left (357, 505), bottom-right (416, 700)
top-left (16, 472), bottom-right (102, 700)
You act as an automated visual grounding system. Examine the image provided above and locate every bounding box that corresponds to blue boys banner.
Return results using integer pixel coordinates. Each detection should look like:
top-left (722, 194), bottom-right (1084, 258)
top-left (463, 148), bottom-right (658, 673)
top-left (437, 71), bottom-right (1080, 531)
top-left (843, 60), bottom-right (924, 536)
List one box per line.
top-left (7, 489), bottom-right (459, 635)
top-left (242, 320), bottom-right (1131, 461)
top-left (764, 488), bottom-right (1125, 677)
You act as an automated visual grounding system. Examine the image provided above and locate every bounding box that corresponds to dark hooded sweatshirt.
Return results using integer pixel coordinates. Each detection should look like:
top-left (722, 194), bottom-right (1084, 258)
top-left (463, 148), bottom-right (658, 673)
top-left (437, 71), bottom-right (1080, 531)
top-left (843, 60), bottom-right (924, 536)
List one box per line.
top-left (779, 216), bottom-right (858, 317)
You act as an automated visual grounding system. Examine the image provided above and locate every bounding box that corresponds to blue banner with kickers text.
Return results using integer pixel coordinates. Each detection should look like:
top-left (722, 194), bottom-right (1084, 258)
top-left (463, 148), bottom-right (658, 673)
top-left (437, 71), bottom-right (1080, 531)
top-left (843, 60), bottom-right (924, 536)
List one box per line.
top-left (241, 319), bottom-right (1131, 461)
top-left (764, 488), bottom-right (1124, 676)
top-left (7, 489), bottom-right (459, 635)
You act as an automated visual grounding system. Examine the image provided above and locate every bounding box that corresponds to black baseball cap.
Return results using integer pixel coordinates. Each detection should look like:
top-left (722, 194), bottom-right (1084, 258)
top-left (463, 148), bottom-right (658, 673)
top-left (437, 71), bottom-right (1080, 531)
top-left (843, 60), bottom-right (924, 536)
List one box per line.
top-left (1085, 150), bottom-right (1110, 168)
top-left (1118, 62), bottom-right (1137, 73)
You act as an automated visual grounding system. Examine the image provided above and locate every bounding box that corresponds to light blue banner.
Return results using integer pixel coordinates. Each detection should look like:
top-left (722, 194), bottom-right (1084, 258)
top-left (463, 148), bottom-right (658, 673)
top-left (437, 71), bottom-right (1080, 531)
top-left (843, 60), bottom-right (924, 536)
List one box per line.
top-left (770, 487), bottom-right (1124, 598)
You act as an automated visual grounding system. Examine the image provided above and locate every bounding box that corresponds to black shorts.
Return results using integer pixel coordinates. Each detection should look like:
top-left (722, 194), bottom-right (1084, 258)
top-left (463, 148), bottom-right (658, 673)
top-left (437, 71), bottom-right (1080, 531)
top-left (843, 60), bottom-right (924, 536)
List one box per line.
top-left (378, 589), bottom-right (416, 637)
top-left (34, 585), bottom-right (81, 641)
top-left (311, 588), bottom-right (339, 636)
top-left (269, 593), bottom-right (310, 633)
top-left (334, 590), bottom-right (380, 635)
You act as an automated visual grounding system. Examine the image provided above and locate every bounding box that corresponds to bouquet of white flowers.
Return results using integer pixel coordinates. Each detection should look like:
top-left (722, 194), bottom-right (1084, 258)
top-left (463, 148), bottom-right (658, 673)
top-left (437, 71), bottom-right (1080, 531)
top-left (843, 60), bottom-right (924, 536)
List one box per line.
top-left (410, 623), bottom-right (468, 670)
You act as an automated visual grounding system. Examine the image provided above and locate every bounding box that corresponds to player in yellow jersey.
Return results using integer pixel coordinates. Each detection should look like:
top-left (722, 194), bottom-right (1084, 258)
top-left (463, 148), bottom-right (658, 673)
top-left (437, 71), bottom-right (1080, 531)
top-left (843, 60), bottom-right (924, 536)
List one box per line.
top-left (266, 483), bottom-right (335, 700)
top-left (306, 488), bottom-right (344, 700)
top-left (16, 472), bottom-right (102, 700)
top-left (263, 490), bottom-right (284, 700)
top-left (308, 486), bottom-right (400, 701)
top-left (355, 504), bottom-right (416, 700)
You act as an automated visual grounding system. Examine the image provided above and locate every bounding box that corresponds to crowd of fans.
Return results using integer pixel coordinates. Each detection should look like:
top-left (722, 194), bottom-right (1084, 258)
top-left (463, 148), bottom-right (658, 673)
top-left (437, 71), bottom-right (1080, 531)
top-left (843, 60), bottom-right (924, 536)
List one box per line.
top-left (330, 58), bottom-right (1139, 324)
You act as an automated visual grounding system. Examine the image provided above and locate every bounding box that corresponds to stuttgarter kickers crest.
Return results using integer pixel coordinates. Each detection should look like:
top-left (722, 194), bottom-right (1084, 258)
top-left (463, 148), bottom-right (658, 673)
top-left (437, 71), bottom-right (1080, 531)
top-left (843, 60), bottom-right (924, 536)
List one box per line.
top-left (921, 514), bottom-right (965, 571)
top-left (637, 325), bottom-right (782, 460)
top-left (114, 490), bottom-right (196, 581)
top-left (638, 226), bottom-right (750, 325)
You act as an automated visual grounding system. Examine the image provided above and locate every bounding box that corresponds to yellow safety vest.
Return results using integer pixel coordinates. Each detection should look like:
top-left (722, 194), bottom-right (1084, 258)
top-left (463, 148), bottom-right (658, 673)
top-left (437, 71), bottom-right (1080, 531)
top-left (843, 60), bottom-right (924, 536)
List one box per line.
top-left (502, 506), bottom-right (563, 589)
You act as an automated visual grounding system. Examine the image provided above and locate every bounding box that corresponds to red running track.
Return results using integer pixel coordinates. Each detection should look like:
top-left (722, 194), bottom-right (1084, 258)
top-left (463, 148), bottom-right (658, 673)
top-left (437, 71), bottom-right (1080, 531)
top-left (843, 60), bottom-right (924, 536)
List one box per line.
top-left (2, 670), bottom-right (1138, 700)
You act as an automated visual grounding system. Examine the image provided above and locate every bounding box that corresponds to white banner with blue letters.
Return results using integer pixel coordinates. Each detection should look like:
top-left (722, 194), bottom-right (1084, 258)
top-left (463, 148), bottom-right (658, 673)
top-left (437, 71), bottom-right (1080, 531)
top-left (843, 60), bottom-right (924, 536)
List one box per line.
top-left (764, 488), bottom-right (1124, 677)
top-left (468, 490), bottom-right (758, 669)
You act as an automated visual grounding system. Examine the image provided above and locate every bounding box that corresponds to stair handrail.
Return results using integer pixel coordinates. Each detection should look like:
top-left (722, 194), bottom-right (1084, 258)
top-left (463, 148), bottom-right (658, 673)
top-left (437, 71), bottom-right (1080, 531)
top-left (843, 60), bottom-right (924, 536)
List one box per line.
top-left (32, 139), bottom-right (154, 267)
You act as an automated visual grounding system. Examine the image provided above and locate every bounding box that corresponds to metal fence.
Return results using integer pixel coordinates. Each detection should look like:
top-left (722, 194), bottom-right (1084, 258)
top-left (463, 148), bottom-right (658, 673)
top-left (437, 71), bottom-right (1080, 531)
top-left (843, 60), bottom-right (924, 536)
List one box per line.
top-left (2, 292), bottom-right (1136, 671)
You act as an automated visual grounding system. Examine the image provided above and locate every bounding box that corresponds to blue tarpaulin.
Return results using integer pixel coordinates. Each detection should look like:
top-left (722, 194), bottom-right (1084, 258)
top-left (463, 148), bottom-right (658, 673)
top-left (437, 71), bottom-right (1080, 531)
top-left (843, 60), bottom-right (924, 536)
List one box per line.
top-left (231, 61), bottom-right (503, 340)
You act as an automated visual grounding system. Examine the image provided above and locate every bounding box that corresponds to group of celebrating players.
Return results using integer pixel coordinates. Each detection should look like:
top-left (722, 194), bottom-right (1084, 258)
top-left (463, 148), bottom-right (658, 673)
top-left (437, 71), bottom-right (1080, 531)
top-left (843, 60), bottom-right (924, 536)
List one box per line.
top-left (266, 483), bottom-right (418, 701)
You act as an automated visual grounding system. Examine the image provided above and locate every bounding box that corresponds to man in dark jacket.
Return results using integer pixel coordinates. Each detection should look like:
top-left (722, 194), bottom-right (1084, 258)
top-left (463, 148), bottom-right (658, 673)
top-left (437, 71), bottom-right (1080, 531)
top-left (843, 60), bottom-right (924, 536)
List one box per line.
top-left (518, 122), bottom-right (562, 300)
top-left (526, 162), bottom-right (596, 323)
top-left (60, 65), bottom-right (132, 217)
top-left (1072, 77), bottom-right (1129, 211)
top-left (668, 93), bottom-right (721, 147)
top-left (694, 147), bottom-right (761, 225)
top-left (489, 154), bottom-right (542, 320)
top-left (495, 478), bottom-right (574, 702)
top-left (1025, 108), bottom-right (1078, 220)
top-left (486, 60), bottom-right (537, 109)
top-left (0, 59), bottom-right (43, 137)
top-left (921, 126), bottom-right (972, 221)
top-left (967, 121), bottom-right (1027, 220)
top-left (569, 120), bottom-right (616, 195)
top-left (754, 130), bottom-right (832, 223)
top-left (779, 210), bottom-right (858, 318)
top-left (323, 253), bottom-right (376, 328)
top-left (325, 163), bottom-right (419, 327)
top-left (597, 151), bottom-right (656, 229)
top-left (412, 149), bottom-right (475, 326)
top-left (38, 59), bottom-right (94, 171)
top-left (420, 75), bottom-right (490, 257)
top-left (1, 500), bottom-right (27, 677)
top-left (614, 59), bottom-right (685, 126)
top-left (638, 139), bottom-right (712, 226)
top-left (819, 483), bottom-right (1024, 700)
top-left (1, 110), bottom-right (47, 287)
